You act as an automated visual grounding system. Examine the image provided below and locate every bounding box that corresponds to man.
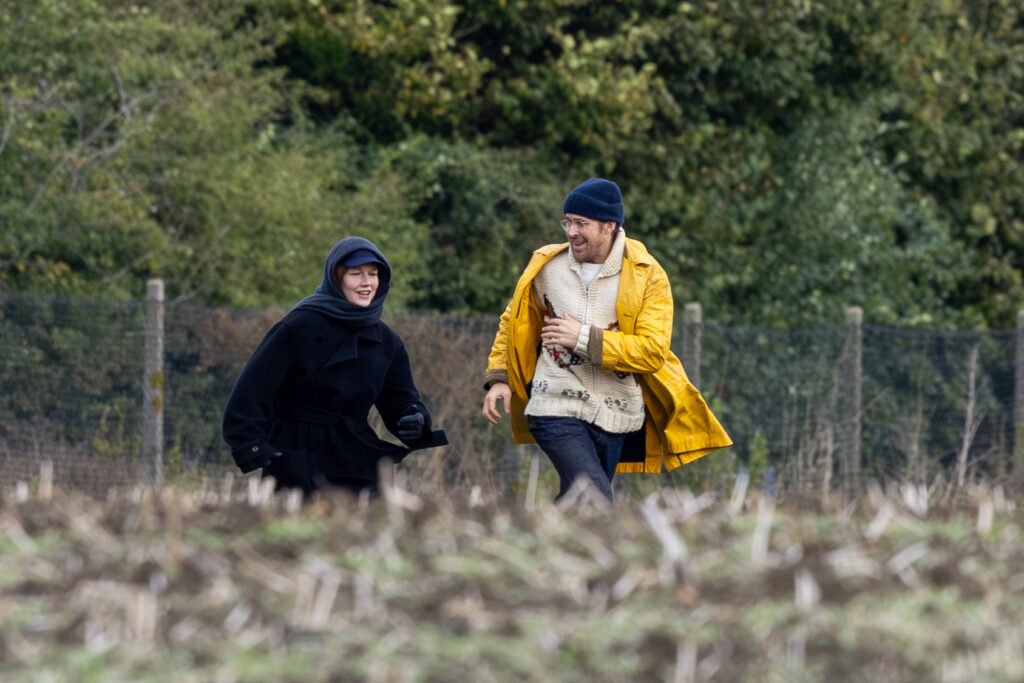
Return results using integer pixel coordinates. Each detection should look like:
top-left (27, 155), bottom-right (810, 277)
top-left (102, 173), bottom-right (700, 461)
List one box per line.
top-left (482, 178), bottom-right (731, 502)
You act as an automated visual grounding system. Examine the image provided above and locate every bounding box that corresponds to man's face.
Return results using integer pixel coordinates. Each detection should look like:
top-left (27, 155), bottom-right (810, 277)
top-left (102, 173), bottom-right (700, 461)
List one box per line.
top-left (561, 213), bottom-right (616, 264)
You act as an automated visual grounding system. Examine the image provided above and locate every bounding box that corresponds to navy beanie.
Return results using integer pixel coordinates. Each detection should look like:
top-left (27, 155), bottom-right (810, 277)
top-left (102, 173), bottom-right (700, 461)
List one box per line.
top-left (562, 178), bottom-right (625, 226)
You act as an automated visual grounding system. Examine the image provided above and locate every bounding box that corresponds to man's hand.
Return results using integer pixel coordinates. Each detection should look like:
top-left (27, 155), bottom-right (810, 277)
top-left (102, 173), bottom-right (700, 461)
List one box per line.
top-left (396, 411), bottom-right (426, 442)
top-left (542, 311), bottom-right (582, 350)
top-left (482, 382), bottom-right (511, 424)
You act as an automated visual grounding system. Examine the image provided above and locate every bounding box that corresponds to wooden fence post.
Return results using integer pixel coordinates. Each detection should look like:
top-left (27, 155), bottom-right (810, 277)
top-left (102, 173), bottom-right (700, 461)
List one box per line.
top-left (682, 302), bottom-right (703, 389)
top-left (839, 306), bottom-right (863, 499)
top-left (142, 278), bottom-right (165, 488)
top-left (1015, 310), bottom-right (1024, 475)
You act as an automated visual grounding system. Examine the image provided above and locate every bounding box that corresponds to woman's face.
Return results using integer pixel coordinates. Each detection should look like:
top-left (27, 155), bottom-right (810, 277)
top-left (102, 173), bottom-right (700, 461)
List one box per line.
top-left (335, 264), bottom-right (379, 307)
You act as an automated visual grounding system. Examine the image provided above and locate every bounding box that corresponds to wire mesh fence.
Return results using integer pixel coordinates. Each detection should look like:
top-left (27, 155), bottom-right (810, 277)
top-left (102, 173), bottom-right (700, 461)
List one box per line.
top-left (1, 289), bottom-right (1020, 499)
top-left (699, 321), bottom-right (1019, 500)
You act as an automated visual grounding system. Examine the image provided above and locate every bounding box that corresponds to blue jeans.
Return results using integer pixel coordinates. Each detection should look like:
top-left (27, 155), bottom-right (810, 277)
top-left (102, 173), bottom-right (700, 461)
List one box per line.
top-left (527, 416), bottom-right (626, 502)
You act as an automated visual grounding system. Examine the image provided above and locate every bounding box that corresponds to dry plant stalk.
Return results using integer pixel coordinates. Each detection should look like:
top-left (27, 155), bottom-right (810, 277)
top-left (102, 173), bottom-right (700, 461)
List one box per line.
top-left (956, 344), bottom-right (984, 491)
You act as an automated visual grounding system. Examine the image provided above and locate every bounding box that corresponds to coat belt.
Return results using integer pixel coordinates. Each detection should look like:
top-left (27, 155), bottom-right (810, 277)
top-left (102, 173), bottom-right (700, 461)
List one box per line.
top-left (276, 409), bottom-right (347, 425)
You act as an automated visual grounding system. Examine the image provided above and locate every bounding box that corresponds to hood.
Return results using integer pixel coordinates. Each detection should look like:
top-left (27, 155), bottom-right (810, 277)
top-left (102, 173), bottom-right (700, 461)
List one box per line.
top-left (320, 236), bottom-right (392, 304)
top-left (289, 236), bottom-right (392, 327)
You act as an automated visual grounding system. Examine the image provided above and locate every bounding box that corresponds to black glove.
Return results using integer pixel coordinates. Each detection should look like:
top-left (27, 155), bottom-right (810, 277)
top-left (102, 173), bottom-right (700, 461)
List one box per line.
top-left (238, 442), bottom-right (282, 473)
top-left (395, 411), bottom-right (425, 442)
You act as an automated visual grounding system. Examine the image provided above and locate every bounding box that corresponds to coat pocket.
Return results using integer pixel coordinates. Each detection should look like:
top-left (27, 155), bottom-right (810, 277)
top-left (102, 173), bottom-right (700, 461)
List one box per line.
top-left (264, 448), bottom-right (314, 492)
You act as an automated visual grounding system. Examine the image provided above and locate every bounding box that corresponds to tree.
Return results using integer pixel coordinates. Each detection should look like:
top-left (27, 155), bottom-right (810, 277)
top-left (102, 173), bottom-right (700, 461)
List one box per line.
top-left (0, 1), bottom-right (348, 305)
top-left (1, 0), bottom-right (1021, 328)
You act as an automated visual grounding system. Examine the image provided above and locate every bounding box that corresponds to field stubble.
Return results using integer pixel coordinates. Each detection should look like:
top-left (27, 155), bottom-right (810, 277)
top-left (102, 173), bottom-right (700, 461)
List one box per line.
top-left (1, 466), bottom-right (1023, 682)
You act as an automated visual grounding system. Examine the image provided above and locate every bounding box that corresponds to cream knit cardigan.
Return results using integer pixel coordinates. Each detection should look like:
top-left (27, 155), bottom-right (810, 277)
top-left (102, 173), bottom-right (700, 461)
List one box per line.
top-left (523, 230), bottom-right (645, 433)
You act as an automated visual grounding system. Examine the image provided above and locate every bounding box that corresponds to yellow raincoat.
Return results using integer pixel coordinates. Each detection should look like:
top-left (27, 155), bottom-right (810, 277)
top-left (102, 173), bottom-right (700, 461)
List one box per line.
top-left (485, 238), bottom-right (732, 473)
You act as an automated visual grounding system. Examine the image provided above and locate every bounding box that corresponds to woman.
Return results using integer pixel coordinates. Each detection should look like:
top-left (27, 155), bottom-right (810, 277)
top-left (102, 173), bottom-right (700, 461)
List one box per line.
top-left (222, 236), bottom-right (447, 495)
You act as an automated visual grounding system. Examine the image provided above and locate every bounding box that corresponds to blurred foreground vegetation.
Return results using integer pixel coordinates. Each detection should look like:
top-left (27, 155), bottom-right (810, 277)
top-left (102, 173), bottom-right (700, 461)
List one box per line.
top-left (1, 475), bottom-right (1022, 681)
top-left (2, 0), bottom-right (1022, 328)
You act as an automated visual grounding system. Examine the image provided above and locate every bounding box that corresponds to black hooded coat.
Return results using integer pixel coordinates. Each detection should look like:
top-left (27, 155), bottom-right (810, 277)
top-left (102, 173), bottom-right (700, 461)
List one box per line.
top-left (222, 237), bottom-right (447, 494)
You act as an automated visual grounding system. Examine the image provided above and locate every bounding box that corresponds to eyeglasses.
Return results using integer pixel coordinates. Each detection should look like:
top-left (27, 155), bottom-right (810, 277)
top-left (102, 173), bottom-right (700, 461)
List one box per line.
top-left (560, 217), bottom-right (594, 232)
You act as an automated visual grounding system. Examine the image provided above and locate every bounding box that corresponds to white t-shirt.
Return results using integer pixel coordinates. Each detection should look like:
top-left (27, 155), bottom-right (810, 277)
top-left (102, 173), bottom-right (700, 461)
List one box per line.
top-left (580, 262), bottom-right (602, 287)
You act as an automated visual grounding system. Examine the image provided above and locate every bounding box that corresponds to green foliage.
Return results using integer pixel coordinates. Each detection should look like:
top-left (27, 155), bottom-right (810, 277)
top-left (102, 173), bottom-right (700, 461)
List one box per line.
top-left (379, 137), bottom-right (560, 313)
top-left (745, 431), bottom-right (771, 487)
top-left (715, 103), bottom-right (981, 328)
top-left (272, 0), bottom-right (492, 142)
top-left (862, 0), bottom-right (1024, 326)
top-left (1, 0), bottom-right (1022, 327)
top-left (0, 1), bottom-right (344, 306)
top-left (0, 294), bottom-right (142, 452)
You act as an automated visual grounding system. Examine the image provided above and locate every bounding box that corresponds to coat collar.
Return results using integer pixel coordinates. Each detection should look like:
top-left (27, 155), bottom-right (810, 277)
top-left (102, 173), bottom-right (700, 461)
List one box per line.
top-left (355, 323), bottom-right (383, 343)
top-left (622, 236), bottom-right (654, 267)
top-left (326, 321), bottom-right (383, 365)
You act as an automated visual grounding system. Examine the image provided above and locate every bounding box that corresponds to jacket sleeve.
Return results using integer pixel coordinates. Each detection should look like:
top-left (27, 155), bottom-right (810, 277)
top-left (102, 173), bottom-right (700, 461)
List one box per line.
top-left (375, 339), bottom-right (434, 445)
top-left (483, 298), bottom-right (515, 389)
top-left (599, 263), bottom-right (673, 375)
top-left (222, 320), bottom-right (293, 469)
